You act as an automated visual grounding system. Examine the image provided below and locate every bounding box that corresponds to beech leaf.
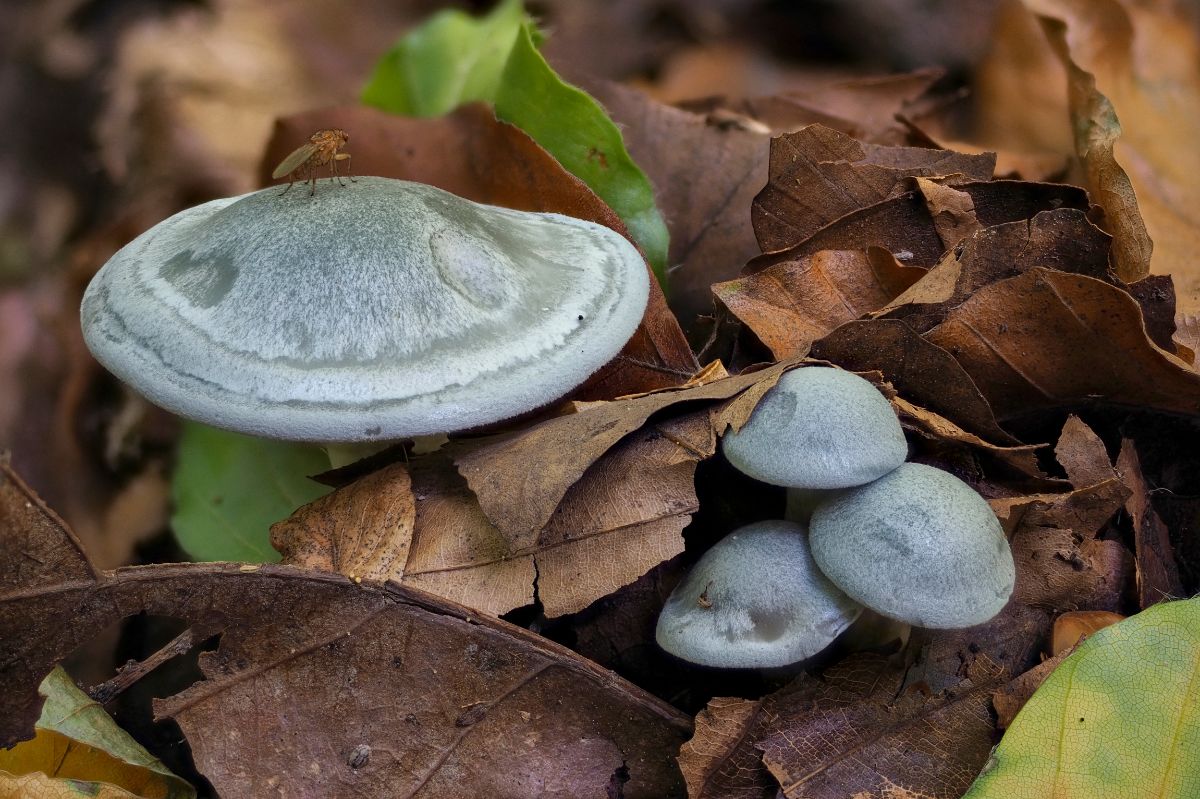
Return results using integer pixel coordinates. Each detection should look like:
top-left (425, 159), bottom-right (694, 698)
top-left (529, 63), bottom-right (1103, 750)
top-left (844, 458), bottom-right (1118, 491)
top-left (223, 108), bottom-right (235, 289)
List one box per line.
top-left (965, 599), bottom-right (1200, 799)
top-left (0, 463), bottom-right (692, 798)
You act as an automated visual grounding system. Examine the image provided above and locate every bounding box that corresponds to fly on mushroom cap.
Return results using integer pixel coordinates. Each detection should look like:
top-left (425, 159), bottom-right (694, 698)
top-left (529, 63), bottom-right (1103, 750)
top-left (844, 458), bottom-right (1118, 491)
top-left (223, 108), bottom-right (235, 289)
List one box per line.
top-left (80, 177), bottom-right (650, 441)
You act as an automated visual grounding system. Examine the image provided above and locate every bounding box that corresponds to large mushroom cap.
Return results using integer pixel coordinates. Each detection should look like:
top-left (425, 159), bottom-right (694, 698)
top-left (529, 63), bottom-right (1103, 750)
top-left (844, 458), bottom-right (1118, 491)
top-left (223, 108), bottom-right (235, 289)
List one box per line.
top-left (809, 463), bottom-right (1015, 628)
top-left (655, 520), bottom-right (862, 669)
top-left (81, 177), bottom-right (649, 441)
top-left (722, 366), bottom-right (908, 489)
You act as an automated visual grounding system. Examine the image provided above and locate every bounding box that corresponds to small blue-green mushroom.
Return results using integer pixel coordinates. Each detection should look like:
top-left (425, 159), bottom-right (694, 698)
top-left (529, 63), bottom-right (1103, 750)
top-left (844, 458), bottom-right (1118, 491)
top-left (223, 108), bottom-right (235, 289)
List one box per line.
top-left (656, 520), bottom-right (863, 668)
top-left (809, 463), bottom-right (1016, 628)
top-left (722, 367), bottom-right (907, 491)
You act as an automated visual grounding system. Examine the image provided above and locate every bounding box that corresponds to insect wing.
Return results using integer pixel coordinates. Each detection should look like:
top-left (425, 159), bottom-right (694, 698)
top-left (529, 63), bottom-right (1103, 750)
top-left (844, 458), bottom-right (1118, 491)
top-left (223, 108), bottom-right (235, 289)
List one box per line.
top-left (271, 143), bottom-right (317, 179)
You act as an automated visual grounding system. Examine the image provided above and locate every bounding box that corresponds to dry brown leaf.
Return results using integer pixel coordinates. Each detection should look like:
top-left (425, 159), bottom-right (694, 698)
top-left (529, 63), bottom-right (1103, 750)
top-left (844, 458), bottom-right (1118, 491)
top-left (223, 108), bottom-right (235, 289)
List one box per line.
top-left (880, 208), bottom-right (1113, 334)
top-left (891, 398), bottom-right (1044, 479)
top-left (1115, 439), bottom-right (1185, 607)
top-left (275, 419), bottom-right (704, 620)
top-left (713, 249), bottom-right (925, 360)
top-left (263, 104), bottom-right (697, 399)
top-left (991, 648), bottom-right (1070, 730)
top-left (751, 125), bottom-right (995, 253)
top-left (914, 177), bottom-right (984, 250)
top-left (813, 319), bottom-right (1017, 445)
top-left (758, 654), bottom-right (1007, 799)
top-left (0, 464), bottom-right (692, 797)
top-left (1050, 609), bottom-right (1125, 656)
top-left (454, 361), bottom-right (796, 546)
top-left (1054, 414), bottom-right (1115, 489)
top-left (272, 463), bottom-right (416, 583)
top-left (748, 180), bottom-right (1090, 278)
top-left (1028, 0), bottom-right (1200, 298)
top-left (587, 81), bottom-right (771, 338)
top-left (925, 268), bottom-right (1200, 420)
top-left (1001, 479), bottom-right (1133, 610)
top-left (678, 696), bottom-right (777, 799)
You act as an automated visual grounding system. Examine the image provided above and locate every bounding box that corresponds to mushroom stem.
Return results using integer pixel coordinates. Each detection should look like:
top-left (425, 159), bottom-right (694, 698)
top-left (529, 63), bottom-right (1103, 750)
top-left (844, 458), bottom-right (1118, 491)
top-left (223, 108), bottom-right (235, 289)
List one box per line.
top-left (784, 487), bottom-right (841, 524)
top-left (323, 441), bottom-right (395, 469)
top-left (323, 434), bottom-right (450, 469)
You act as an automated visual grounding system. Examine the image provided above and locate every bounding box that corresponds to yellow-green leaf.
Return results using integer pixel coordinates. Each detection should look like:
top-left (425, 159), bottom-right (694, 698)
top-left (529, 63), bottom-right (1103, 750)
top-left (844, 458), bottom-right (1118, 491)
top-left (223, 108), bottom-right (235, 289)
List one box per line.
top-left (0, 668), bottom-right (195, 799)
top-left (965, 597), bottom-right (1200, 798)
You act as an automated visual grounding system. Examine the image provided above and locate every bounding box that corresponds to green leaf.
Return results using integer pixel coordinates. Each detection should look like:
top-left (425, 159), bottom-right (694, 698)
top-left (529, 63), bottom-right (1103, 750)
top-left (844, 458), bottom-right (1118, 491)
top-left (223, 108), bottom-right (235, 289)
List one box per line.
top-left (0, 667), bottom-right (195, 798)
top-left (493, 25), bottom-right (669, 285)
top-left (360, 0), bottom-right (528, 118)
top-left (361, 8), bottom-right (670, 285)
top-left (965, 597), bottom-right (1200, 799)
top-left (171, 422), bottom-right (331, 562)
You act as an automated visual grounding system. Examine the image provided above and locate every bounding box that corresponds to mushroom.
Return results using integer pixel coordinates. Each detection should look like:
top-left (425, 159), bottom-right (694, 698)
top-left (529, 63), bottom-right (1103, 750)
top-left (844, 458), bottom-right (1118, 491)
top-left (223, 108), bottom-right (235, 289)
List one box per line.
top-left (721, 366), bottom-right (908, 521)
top-left (808, 463), bottom-right (1015, 628)
top-left (80, 177), bottom-right (649, 449)
top-left (655, 520), bottom-right (863, 668)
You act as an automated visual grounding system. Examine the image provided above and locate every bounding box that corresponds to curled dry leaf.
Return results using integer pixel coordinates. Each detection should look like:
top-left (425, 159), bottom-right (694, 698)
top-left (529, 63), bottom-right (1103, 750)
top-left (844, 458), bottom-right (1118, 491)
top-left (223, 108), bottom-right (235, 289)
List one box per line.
top-left (262, 103), bottom-right (696, 400)
top-left (454, 360), bottom-right (796, 547)
top-left (1029, 0), bottom-right (1199, 292)
top-left (1054, 414), bottom-right (1115, 490)
top-left (680, 653), bottom-right (1010, 799)
top-left (1051, 610), bottom-right (1125, 657)
top-left (749, 180), bottom-right (1090, 276)
top-left (276, 365), bottom-right (800, 619)
top-left (1115, 439), bottom-right (1185, 608)
top-left (750, 124), bottom-right (995, 253)
top-left (879, 208), bottom-right (1113, 334)
top-left (713, 248), bottom-right (926, 360)
top-left (925, 268), bottom-right (1200, 420)
top-left (914, 176), bottom-right (984, 250)
top-left (0, 464), bottom-right (692, 798)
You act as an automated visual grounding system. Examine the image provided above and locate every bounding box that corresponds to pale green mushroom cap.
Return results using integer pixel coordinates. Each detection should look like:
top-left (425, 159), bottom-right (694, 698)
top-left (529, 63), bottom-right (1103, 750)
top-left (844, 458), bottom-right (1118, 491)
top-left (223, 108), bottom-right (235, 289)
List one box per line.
top-left (655, 520), bottom-right (863, 668)
top-left (722, 367), bottom-right (908, 490)
top-left (80, 177), bottom-right (649, 441)
top-left (810, 463), bottom-right (1016, 628)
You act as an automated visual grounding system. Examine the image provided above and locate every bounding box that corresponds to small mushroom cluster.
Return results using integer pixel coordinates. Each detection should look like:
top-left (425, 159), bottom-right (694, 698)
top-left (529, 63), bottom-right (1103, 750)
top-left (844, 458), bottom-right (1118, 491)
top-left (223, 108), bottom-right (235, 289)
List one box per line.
top-left (656, 366), bottom-right (1015, 668)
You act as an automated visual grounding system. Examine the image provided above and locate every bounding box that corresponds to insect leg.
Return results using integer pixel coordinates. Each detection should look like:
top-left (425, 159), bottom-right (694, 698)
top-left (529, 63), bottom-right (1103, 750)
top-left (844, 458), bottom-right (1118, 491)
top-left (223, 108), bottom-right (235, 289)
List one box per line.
top-left (335, 153), bottom-right (356, 184)
top-left (279, 176), bottom-right (296, 196)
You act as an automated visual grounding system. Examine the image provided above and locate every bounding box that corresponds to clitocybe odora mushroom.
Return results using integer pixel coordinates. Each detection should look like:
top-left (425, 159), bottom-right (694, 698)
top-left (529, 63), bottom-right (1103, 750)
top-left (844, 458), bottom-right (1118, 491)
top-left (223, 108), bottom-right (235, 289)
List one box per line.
top-left (722, 366), bottom-right (908, 521)
top-left (809, 463), bottom-right (1016, 628)
top-left (80, 177), bottom-right (649, 445)
top-left (655, 520), bottom-right (863, 668)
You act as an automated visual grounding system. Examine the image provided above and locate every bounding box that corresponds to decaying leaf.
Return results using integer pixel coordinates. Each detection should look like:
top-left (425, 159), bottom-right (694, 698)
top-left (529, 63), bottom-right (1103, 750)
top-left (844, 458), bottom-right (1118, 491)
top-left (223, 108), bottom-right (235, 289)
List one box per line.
top-left (990, 648), bottom-right (1070, 730)
top-left (926, 268), bottom-right (1200, 420)
top-left (1050, 610), bottom-right (1125, 656)
top-left (0, 463), bottom-right (692, 798)
top-left (0, 667), bottom-right (195, 799)
top-left (678, 696), bottom-right (776, 799)
top-left (587, 82), bottom-right (771, 337)
top-left (275, 364), bottom-right (801, 618)
top-left (680, 653), bottom-right (1010, 799)
top-left (1054, 414), bottom-right (1115, 490)
top-left (1115, 439), bottom-right (1185, 608)
top-left (713, 249), bottom-right (925, 360)
top-left (751, 125), bottom-right (995, 254)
